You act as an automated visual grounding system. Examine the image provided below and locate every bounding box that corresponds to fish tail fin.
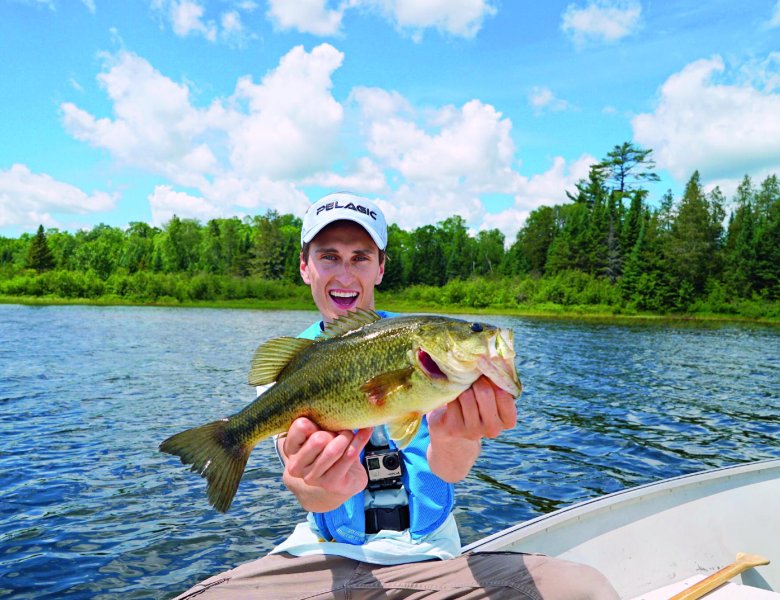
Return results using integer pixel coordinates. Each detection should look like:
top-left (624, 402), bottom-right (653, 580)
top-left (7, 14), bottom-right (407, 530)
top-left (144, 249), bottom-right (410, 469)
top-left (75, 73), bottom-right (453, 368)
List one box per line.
top-left (159, 420), bottom-right (252, 513)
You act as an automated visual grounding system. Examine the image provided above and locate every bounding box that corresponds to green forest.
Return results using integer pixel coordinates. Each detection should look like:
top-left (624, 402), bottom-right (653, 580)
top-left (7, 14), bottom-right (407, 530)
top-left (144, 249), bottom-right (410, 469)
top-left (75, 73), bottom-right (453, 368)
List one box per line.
top-left (2, 142), bottom-right (780, 321)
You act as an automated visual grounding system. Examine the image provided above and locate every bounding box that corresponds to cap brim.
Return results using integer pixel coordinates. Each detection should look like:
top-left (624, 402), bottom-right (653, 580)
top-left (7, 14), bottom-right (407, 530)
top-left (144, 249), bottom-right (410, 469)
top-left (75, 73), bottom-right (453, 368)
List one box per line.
top-left (302, 215), bottom-right (386, 250)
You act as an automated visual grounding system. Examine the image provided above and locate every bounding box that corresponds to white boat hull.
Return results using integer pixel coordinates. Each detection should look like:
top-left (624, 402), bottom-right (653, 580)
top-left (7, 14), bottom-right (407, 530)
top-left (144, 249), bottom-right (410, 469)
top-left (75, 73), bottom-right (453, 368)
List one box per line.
top-left (464, 459), bottom-right (780, 598)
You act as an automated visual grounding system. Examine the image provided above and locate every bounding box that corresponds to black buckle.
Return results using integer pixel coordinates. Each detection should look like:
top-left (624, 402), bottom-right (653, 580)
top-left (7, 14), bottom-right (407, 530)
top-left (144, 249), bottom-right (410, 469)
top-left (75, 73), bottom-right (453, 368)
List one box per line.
top-left (364, 506), bottom-right (410, 534)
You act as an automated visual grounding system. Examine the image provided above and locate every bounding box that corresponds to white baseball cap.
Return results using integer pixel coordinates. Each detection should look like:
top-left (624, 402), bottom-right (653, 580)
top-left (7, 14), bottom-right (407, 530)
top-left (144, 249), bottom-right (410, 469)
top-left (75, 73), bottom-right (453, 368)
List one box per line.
top-left (301, 192), bottom-right (387, 250)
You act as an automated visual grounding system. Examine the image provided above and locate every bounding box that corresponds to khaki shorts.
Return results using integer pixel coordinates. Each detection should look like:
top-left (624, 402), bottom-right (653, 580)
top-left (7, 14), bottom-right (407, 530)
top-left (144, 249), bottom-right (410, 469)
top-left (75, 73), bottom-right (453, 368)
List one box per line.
top-left (172, 551), bottom-right (619, 600)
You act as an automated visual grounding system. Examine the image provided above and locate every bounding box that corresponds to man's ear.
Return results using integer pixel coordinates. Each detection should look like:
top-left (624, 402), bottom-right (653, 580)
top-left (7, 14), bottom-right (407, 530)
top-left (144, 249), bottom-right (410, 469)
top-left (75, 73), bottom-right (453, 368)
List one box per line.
top-left (375, 256), bottom-right (385, 285)
top-left (300, 252), bottom-right (311, 285)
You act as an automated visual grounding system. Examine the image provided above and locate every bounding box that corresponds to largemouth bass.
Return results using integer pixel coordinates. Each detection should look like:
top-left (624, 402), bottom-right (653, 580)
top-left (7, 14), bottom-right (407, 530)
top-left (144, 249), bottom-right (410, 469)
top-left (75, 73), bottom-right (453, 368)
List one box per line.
top-left (159, 310), bottom-right (522, 512)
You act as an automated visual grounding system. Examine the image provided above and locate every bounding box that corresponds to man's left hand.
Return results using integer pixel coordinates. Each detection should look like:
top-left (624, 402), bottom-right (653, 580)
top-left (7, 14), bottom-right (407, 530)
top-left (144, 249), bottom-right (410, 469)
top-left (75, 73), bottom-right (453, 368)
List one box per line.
top-left (425, 376), bottom-right (517, 482)
top-left (428, 375), bottom-right (517, 441)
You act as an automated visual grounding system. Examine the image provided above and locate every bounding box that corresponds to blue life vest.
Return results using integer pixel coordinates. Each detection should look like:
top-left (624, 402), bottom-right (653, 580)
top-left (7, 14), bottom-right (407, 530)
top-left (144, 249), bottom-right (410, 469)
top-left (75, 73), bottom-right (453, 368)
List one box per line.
top-left (297, 311), bottom-right (455, 545)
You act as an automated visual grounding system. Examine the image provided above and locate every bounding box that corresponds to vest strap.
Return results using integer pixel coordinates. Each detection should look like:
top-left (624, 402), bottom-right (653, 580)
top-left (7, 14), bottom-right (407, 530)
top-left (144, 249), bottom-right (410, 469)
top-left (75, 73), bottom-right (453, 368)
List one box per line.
top-left (365, 505), bottom-right (410, 534)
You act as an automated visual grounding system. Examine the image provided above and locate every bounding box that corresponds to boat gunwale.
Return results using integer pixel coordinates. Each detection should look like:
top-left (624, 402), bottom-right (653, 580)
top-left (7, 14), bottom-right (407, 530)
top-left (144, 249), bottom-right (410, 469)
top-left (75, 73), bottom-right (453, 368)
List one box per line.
top-left (463, 457), bottom-right (780, 554)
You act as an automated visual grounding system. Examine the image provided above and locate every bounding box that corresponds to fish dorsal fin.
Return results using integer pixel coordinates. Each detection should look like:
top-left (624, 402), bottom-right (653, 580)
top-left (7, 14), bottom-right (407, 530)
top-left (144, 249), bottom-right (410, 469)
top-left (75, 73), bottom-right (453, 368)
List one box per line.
top-left (248, 337), bottom-right (315, 385)
top-left (387, 414), bottom-right (422, 449)
top-left (317, 308), bottom-right (382, 340)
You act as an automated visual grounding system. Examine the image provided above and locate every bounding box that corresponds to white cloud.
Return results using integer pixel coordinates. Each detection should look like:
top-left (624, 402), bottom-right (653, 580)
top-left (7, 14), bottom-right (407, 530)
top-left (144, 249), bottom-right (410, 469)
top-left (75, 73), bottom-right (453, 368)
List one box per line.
top-left (378, 184), bottom-right (486, 231)
top-left (0, 164), bottom-right (117, 230)
top-left (632, 55), bottom-right (780, 182)
top-left (356, 92), bottom-right (518, 191)
top-left (348, 86), bottom-right (594, 239)
top-left (528, 86), bottom-right (570, 114)
top-left (81, 0), bottom-right (95, 13)
top-left (170, 0), bottom-right (217, 40)
top-left (60, 45), bottom-right (347, 223)
top-left (561, 0), bottom-right (641, 48)
top-left (479, 155), bottom-right (595, 241)
top-left (349, 87), bottom-right (413, 121)
top-left (266, 0), bottom-right (496, 39)
top-left (300, 157), bottom-right (389, 193)
top-left (227, 44), bottom-right (345, 180)
top-left (152, 0), bottom-right (257, 43)
top-left (148, 185), bottom-right (221, 226)
top-left (769, 1), bottom-right (780, 28)
top-left (350, 90), bottom-right (518, 230)
top-left (220, 10), bottom-right (249, 46)
top-left (201, 175), bottom-right (309, 213)
top-left (266, 0), bottom-right (345, 36)
top-left (61, 50), bottom-right (216, 189)
top-left (371, 0), bottom-right (497, 39)
top-left (740, 51), bottom-right (780, 93)
top-left (53, 43), bottom-right (591, 241)
top-left (69, 77), bottom-right (84, 93)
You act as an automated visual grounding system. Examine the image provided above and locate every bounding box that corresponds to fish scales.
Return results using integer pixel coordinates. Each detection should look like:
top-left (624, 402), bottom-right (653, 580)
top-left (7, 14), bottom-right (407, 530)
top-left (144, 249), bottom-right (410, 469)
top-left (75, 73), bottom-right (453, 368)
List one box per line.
top-left (232, 317), bottom-right (418, 441)
top-left (160, 310), bottom-right (521, 512)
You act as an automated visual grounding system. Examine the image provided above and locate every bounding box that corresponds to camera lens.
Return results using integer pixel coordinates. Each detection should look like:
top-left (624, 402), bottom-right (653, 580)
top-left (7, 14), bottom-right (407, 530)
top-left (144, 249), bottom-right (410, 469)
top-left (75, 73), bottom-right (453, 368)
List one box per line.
top-left (382, 454), bottom-right (400, 470)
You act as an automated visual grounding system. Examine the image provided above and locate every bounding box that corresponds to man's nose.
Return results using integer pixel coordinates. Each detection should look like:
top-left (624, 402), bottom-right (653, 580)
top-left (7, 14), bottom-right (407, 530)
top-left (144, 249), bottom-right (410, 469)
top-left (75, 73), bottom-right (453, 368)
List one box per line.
top-left (335, 261), bottom-right (357, 279)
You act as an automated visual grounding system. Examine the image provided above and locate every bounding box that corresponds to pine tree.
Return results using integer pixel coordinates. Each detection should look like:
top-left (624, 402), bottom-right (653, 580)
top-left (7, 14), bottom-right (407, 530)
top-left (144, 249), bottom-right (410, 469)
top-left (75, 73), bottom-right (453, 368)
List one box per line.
top-left (754, 176), bottom-right (780, 298)
top-left (381, 224), bottom-right (409, 289)
top-left (409, 225), bottom-right (446, 286)
top-left (664, 172), bottom-right (725, 306)
top-left (723, 176), bottom-right (757, 297)
top-left (509, 205), bottom-right (556, 276)
top-left (597, 141), bottom-right (661, 196)
top-left (250, 211), bottom-right (286, 280)
top-left (621, 211), bottom-right (671, 311)
top-left (26, 225), bottom-right (55, 272)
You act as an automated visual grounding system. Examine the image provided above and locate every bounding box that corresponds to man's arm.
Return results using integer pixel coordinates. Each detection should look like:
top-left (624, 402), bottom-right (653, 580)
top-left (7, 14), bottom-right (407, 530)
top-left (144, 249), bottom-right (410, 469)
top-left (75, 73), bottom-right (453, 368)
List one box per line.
top-left (426, 376), bottom-right (518, 482)
top-left (278, 418), bottom-right (372, 513)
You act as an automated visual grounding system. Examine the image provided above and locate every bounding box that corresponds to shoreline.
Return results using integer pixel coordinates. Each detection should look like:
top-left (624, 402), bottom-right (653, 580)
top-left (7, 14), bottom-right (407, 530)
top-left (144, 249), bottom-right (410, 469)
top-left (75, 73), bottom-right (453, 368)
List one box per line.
top-left (2, 294), bottom-right (778, 326)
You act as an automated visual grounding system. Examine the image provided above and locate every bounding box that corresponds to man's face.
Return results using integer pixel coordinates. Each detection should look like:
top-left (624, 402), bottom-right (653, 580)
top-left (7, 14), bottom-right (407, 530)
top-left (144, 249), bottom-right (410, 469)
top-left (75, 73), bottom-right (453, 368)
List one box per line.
top-left (300, 221), bottom-right (385, 322)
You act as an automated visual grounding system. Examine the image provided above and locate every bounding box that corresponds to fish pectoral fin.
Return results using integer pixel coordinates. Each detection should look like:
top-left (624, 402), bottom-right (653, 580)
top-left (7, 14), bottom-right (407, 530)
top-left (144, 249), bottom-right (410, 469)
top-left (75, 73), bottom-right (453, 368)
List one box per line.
top-left (360, 367), bottom-right (414, 406)
top-left (388, 414), bottom-right (422, 449)
top-left (248, 337), bottom-right (315, 385)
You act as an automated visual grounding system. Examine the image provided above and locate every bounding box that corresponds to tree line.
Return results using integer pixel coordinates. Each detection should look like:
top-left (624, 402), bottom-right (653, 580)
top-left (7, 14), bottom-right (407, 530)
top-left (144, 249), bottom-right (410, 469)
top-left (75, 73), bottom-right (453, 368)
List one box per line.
top-left (1, 142), bottom-right (779, 316)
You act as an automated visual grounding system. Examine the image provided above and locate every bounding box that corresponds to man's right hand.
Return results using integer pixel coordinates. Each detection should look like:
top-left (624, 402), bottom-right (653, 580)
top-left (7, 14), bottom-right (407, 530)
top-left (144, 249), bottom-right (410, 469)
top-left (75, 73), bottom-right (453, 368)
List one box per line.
top-left (279, 417), bottom-right (372, 512)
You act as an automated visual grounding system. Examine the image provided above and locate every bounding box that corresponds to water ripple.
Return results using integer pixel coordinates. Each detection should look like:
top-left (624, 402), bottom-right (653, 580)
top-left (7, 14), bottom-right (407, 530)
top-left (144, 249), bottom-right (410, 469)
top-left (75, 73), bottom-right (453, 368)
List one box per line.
top-left (0, 305), bottom-right (778, 598)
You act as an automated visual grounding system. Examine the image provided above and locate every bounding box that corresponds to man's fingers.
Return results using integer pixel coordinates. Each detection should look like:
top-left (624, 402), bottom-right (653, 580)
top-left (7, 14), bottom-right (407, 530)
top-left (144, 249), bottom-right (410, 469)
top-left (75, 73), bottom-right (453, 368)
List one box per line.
top-left (349, 427), bottom-right (373, 458)
top-left (454, 377), bottom-right (518, 440)
top-left (287, 425), bottom-right (373, 487)
top-left (495, 388), bottom-right (518, 429)
top-left (456, 386), bottom-right (480, 435)
top-left (469, 377), bottom-right (501, 438)
top-left (301, 430), bottom-right (353, 482)
top-left (282, 417), bottom-right (321, 458)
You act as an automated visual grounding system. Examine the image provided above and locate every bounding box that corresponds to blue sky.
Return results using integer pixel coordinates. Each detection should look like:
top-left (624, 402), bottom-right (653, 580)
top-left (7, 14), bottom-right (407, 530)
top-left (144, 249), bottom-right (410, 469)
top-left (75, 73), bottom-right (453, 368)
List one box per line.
top-left (2, 0), bottom-right (780, 241)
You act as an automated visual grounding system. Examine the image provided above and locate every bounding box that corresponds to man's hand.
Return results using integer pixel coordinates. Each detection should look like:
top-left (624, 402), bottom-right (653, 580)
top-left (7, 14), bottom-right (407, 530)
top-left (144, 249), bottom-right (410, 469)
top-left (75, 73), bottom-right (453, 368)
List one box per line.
top-left (426, 376), bottom-right (518, 482)
top-left (279, 417), bottom-right (372, 512)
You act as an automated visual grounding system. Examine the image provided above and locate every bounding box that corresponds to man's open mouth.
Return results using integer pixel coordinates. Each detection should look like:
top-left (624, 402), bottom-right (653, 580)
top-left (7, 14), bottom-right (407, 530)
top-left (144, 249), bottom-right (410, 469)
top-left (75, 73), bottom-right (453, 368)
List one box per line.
top-left (329, 290), bottom-right (359, 308)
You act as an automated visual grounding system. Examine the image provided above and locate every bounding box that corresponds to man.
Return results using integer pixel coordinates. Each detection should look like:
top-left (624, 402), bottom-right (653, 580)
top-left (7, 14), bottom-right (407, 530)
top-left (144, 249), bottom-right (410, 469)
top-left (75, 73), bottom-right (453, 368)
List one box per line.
top-left (174, 193), bottom-right (619, 599)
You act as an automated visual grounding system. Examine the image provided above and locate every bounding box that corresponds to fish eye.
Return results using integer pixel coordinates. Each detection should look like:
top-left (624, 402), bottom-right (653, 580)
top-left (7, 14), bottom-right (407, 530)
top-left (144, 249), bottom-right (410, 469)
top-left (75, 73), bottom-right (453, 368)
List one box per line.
top-left (470, 322), bottom-right (483, 333)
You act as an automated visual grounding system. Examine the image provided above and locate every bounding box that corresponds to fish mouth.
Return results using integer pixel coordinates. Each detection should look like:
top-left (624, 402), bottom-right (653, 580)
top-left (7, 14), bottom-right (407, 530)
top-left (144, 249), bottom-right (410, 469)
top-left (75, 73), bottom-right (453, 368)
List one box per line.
top-left (329, 290), bottom-right (359, 309)
top-left (477, 328), bottom-right (521, 396)
top-left (417, 349), bottom-right (447, 379)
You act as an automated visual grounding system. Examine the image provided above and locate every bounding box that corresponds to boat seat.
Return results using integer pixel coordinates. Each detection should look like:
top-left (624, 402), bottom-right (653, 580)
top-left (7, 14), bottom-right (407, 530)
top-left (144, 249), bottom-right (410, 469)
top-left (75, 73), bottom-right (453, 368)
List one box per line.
top-left (631, 575), bottom-right (780, 599)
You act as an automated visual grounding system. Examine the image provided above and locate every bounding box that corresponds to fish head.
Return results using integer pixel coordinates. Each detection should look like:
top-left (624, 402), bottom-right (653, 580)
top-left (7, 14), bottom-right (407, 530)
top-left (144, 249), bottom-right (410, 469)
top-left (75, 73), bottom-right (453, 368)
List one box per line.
top-left (412, 319), bottom-right (522, 397)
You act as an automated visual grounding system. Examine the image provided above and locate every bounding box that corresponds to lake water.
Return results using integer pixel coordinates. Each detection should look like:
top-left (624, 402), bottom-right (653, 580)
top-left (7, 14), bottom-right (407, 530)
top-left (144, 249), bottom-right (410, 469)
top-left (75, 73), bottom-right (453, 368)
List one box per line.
top-left (1, 304), bottom-right (778, 599)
